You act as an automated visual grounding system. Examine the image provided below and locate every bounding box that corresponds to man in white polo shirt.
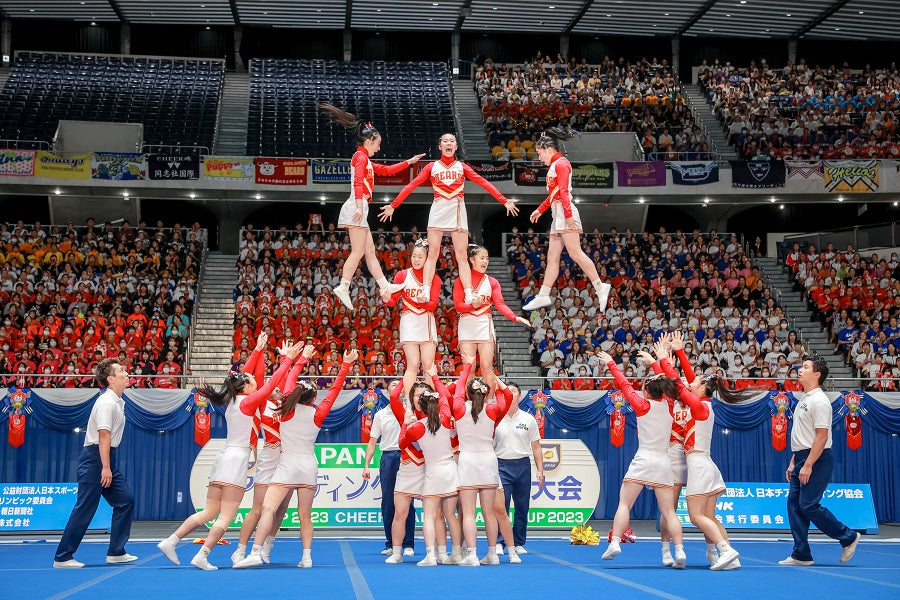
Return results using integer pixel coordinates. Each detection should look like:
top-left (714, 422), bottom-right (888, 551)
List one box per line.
top-left (494, 383), bottom-right (545, 555)
top-left (780, 354), bottom-right (860, 566)
top-left (363, 381), bottom-right (415, 557)
top-left (54, 358), bottom-right (137, 568)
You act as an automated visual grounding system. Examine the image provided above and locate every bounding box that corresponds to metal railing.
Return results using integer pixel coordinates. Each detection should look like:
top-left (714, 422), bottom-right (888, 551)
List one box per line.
top-left (647, 151), bottom-right (721, 162)
top-left (784, 221), bottom-right (900, 253)
top-left (140, 144), bottom-right (210, 155)
top-left (0, 138), bottom-right (50, 150)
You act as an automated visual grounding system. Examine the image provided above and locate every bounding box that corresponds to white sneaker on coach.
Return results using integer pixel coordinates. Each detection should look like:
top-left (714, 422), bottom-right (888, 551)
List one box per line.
top-left (53, 559), bottom-right (85, 569)
top-left (441, 553), bottom-right (460, 565)
top-left (507, 549), bottom-right (522, 564)
top-left (333, 285), bottom-right (354, 310)
top-left (522, 295), bottom-right (552, 312)
top-left (380, 548), bottom-right (393, 556)
top-left (106, 553), bottom-right (138, 564)
top-left (596, 282), bottom-right (612, 312)
top-left (514, 545), bottom-right (528, 555)
top-left (403, 547), bottom-right (414, 557)
top-left (778, 556), bottom-right (814, 566)
top-left (840, 532), bottom-right (861, 563)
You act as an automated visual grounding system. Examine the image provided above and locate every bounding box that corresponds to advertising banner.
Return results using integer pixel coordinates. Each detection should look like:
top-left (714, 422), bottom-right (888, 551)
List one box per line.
top-left (823, 159), bottom-right (879, 193)
top-left (190, 439), bottom-right (600, 529)
top-left (0, 483), bottom-right (112, 531)
top-left (255, 157), bottom-right (309, 185)
top-left (513, 163), bottom-right (548, 187)
top-left (468, 161), bottom-right (513, 183)
top-left (311, 159), bottom-right (351, 185)
top-left (669, 161), bottom-right (719, 185)
top-left (571, 162), bottom-right (614, 189)
top-left (201, 156), bottom-right (255, 180)
top-left (0, 149), bottom-right (36, 176)
top-left (148, 152), bottom-right (200, 180)
top-left (34, 152), bottom-right (90, 180)
top-left (374, 163), bottom-right (411, 186)
top-left (616, 161), bottom-right (666, 187)
top-left (91, 152), bottom-right (147, 180)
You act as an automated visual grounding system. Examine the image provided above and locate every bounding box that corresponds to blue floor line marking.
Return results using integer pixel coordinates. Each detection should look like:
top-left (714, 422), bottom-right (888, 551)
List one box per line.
top-left (340, 540), bottom-right (375, 600)
top-left (740, 556), bottom-right (900, 589)
top-left (530, 551), bottom-right (687, 600)
top-left (46, 553), bottom-right (162, 600)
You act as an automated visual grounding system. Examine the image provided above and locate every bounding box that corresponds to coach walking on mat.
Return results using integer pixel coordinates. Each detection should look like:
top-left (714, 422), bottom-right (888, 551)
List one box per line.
top-left (54, 358), bottom-right (136, 568)
top-left (780, 354), bottom-right (860, 566)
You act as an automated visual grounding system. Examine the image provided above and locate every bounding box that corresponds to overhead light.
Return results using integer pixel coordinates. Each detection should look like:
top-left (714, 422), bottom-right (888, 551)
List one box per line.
top-left (573, 197), bottom-right (581, 203)
top-left (786, 13), bottom-right (791, 16)
top-left (90, 21), bottom-right (96, 26)
top-left (726, 14), bottom-right (731, 17)
top-left (834, 28), bottom-right (840, 31)
top-left (205, 26), bottom-right (210, 30)
top-left (320, 195), bottom-right (327, 201)
top-left (74, 427), bottom-right (81, 433)
top-left (769, 197), bottom-right (776, 202)
top-left (779, 204), bottom-right (784, 210)
top-left (739, 1), bottom-right (746, 4)
top-left (837, 196), bottom-right (844, 202)
top-left (893, 201), bottom-right (898, 207)
top-left (664, 13), bottom-right (669, 16)
top-left (549, 5), bottom-right (556, 8)
top-left (54, 189), bottom-right (62, 195)
top-left (122, 191), bottom-right (129, 197)
top-left (638, 197), bottom-right (646, 204)
top-left (254, 193), bottom-right (262, 200)
top-left (432, 1), bottom-right (439, 4)
top-left (189, 192), bottom-right (196, 199)
top-left (858, 10), bottom-right (864, 14)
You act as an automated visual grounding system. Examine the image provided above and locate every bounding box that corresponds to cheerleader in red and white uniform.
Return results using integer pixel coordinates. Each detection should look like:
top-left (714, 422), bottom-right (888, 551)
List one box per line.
top-left (454, 244), bottom-right (532, 390)
top-left (596, 348), bottom-right (686, 567)
top-left (434, 359), bottom-right (514, 566)
top-left (236, 344), bottom-right (356, 569)
top-left (320, 103), bottom-right (425, 311)
top-left (662, 332), bottom-right (757, 570)
top-left (399, 385), bottom-right (460, 567)
top-left (523, 126), bottom-right (611, 313)
top-left (384, 238), bottom-right (442, 400)
top-left (157, 337), bottom-right (303, 570)
top-left (380, 133), bottom-right (519, 304)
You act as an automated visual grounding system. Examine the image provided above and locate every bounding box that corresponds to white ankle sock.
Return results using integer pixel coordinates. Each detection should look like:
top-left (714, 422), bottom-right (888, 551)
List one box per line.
top-left (250, 544), bottom-right (262, 553)
top-left (264, 536), bottom-right (275, 547)
top-left (539, 285), bottom-right (552, 296)
top-left (392, 545), bottom-right (401, 555)
top-left (340, 278), bottom-right (351, 288)
top-left (199, 546), bottom-right (210, 556)
top-left (426, 547), bottom-right (435, 557)
top-left (707, 542), bottom-right (717, 553)
top-left (452, 545), bottom-right (462, 556)
top-left (235, 543), bottom-right (246, 554)
top-left (716, 541), bottom-right (731, 551)
top-left (487, 546), bottom-right (497, 558)
top-left (662, 542), bottom-right (671, 551)
top-left (302, 548), bottom-right (311, 560)
top-left (166, 534), bottom-right (180, 545)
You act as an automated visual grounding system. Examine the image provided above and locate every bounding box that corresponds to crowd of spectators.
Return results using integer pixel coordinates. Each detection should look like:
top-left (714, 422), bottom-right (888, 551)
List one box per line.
top-left (232, 221), bottom-right (476, 390)
top-left (699, 58), bottom-right (900, 160)
top-left (786, 241), bottom-right (900, 390)
top-left (474, 53), bottom-right (713, 161)
top-left (0, 219), bottom-right (203, 388)
top-left (506, 227), bottom-right (803, 392)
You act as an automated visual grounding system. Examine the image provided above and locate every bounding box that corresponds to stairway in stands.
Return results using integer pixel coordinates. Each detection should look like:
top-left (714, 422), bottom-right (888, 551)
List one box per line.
top-left (451, 79), bottom-right (494, 162)
top-left (486, 259), bottom-right (542, 387)
top-left (214, 72), bottom-right (250, 155)
top-left (755, 256), bottom-right (853, 382)
top-left (682, 84), bottom-right (738, 161)
top-left (188, 254), bottom-right (238, 383)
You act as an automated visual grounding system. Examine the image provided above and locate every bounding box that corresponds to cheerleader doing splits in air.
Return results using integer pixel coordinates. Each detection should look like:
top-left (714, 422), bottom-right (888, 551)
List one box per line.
top-left (157, 337), bottom-right (302, 570)
top-left (380, 133), bottom-right (519, 304)
top-left (523, 126), bottom-right (611, 313)
top-left (596, 347), bottom-right (686, 567)
top-left (321, 103), bottom-right (425, 311)
top-left (384, 238), bottom-right (442, 400)
top-left (236, 344), bottom-right (357, 569)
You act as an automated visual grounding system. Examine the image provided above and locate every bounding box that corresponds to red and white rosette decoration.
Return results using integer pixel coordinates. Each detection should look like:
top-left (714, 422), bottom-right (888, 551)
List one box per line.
top-left (360, 390), bottom-right (379, 443)
top-left (839, 391), bottom-right (867, 451)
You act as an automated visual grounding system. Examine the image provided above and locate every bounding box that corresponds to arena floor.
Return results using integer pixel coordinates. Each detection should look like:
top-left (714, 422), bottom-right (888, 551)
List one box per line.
top-left (3, 521), bottom-right (898, 599)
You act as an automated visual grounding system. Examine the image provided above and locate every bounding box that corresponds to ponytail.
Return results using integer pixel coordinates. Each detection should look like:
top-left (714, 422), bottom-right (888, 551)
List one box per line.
top-left (700, 374), bottom-right (768, 404)
top-left (642, 375), bottom-right (679, 401)
top-left (320, 103), bottom-right (380, 143)
top-left (535, 125), bottom-right (578, 151)
top-left (276, 379), bottom-right (317, 417)
top-left (467, 377), bottom-right (490, 423)
top-left (419, 391), bottom-right (442, 434)
top-left (198, 371), bottom-right (250, 406)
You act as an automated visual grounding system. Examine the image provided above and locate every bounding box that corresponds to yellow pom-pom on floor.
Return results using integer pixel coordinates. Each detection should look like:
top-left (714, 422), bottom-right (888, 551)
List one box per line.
top-left (192, 538), bottom-right (231, 545)
top-left (569, 524), bottom-right (600, 545)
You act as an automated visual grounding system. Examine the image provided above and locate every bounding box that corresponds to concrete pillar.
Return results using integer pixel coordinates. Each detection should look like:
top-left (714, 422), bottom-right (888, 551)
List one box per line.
top-left (233, 25), bottom-right (244, 71)
top-left (451, 31), bottom-right (460, 76)
top-left (787, 38), bottom-right (798, 66)
top-left (343, 29), bottom-right (352, 62)
top-left (120, 22), bottom-right (130, 55)
top-left (560, 33), bottom-right (569, 61)
top-left (671, 36), bottom-right (680, 79)
top-left (1, 18), bottom-right (11, 65)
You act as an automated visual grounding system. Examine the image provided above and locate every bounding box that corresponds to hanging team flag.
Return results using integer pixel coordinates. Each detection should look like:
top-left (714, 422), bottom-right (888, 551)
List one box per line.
top-left (34, 151), bottom-right (91, 179)
top-left (616, 160), bottom-right (666, 187)
top-left (148, 152), bottom-right (201, 180)
top-left (729, 160), bottom-right (786, 188)
top-left (823, 160), bottom-right (879, 193)
top-left (668, 161), bottom-right (719, 185)
top-left (0, 149), bottom-right (36, 176)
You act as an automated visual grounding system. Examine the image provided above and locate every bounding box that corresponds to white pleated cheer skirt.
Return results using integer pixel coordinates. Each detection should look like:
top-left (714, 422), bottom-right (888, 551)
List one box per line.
top-left (623, 449), bottom-right (675, 488)
top-left (428, 199), bottom-right (468, 232)
top-left (458, 314), bottom-right (495, 343)
top-left (549, 202), bottom-right (583, 235)
top-left (668, 444), bottom-right (688, 487)
top-left (423, 456), bottom-right (459, 497)
top-left (685, 452), bottom-right (726, 498)
top-left (400, 311), bottom-right (437, 344)
top-left (338, 196), bottom-right (369, 228)
top-left (457, 449), bottom-right (500, 489)
top-left (209, 445), bottom-right (251, 489)
top-left (394, 460), bottom-right (425, 498)
top-left (254, 444), bottom-right (281, 486)
top-left (271, 452), bottom-right (318, 488)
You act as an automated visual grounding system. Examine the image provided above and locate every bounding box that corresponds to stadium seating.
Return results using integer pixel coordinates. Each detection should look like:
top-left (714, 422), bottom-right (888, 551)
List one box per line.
top-left (0, 51), bottom-right (224, 150)
top-left (247, 59), bottom-right (455, 159)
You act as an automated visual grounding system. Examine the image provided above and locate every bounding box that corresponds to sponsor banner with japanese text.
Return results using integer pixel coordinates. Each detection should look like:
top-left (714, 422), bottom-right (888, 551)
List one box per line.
top-left (513, 162), bottom-right (548, 187)
top-left (616, 160), bottom-right (666, 187)
top-left (0, 483), bottom-right (112, 531)
top-left (311, 158), bottom-right (351, 185)
top-left (90, 152), bottom-right (147, 180)
top-left (0, 149), bottom-right (36, 176)
top-left (374, 162), bottom-right (411, 186)
top-left (190, 439), bottom-right (599, 528)
top-left (824, 159), bottom-right (879, 193)
top-left (675, 482), bottom-right (878, 532)
top-left (668, 161), bottom-right (719, 186)
top-left (34, 151), bottom-right (90, 179)
top-left (883, 160), bottom-right (900, 191)
top-left (729, 160), bottom-right (786, 188)
top-left (571, 162), bottom-right (614, 189)
top-left (785, 159), bottom-right (825, 193)
top-left (201, 156), bottom-right (255, 180)
top-left (147, 152), bottom-right (200, 181)
top-left (468, 161), bottom-right (512, 183)
top-left (255, 157), bottom-right (309, 186)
